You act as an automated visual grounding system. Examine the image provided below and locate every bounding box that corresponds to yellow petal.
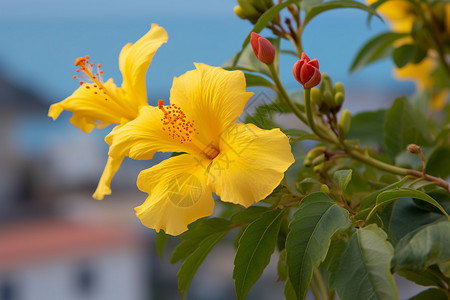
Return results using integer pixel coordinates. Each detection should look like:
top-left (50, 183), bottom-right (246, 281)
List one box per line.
top-left (368, 0), bottom-right (415, 32)
top-left (446, 4), bottom-right (450, 33)
top-left (431, 90), bottom-right (449, 111)
top-left (119, 24), bottom-right (168, 107)
top-left (107, 106), bottom-right (200, 160)
top-left (209, 123), bottom-right (294, 207)
top-left (48, 79), bottom-right (135, 132)
top-left (135, 154), bottom-right (214, 236)
top-left (170, 63), bottom-right (253, 146)
top-left (92, 155), bottom-right (124, 200)
top-left (394, 58), bottom-right (435, 90)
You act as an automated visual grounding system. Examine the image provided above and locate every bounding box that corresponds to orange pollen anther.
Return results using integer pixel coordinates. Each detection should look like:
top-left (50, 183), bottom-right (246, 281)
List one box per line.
top-left (73, 55), bottom-right (107, 97)
top-left (74, 57), bottom-right (86, 67)
top-left (158, 101), bottom-right (199, 144)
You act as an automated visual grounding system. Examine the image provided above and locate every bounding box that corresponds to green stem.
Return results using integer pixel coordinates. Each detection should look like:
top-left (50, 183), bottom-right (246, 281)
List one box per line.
top-left (345, 148), bottom-right (407, 175)
top-left (267, 63), bottom-right (309, 125)
top-left (304, 88), bottom-right (337, 144)
top-left (304, 89), bottom-right (319, 136)
top-left (329, 289), bottom-right (336, 300)
top-left (308, 87), bottom-right (449, 190)
top-left (293, 37), bottom-right (303, 57)
top-left (295, 27), bottom-right (303, 57)
top-left (345, 147), bottom-right (450, 192)
top-left (313, 268), bottom-right (328, 300)
top-left (310, 275), bottom-right (322, 300)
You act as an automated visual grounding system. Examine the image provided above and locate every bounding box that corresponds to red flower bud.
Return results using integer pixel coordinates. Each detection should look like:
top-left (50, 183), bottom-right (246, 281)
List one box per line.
top-left (293, 53), bottom-right (321, 89)
top-left (250, 32), bottom-right (275, 65)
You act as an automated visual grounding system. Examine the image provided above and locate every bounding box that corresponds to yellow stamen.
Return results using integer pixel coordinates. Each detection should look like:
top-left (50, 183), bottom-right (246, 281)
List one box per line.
top-left (158, 100), bottom-right (219, 160)
top-left (74, 56), bottom-right (116, 102)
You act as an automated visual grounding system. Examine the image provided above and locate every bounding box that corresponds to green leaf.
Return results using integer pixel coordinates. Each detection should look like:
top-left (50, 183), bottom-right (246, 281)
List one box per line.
top-left (384, 97), bottom-right (433, 160)
top-left (436, 125), bottom-right (450, 145)
top-left (392, 44), bottom-right (414, 68)
top-left (284, 280), bottom-right (297, 300)
top-left (409, 288), bottom-right (448, 300)
top-left (297, 177), bottom-right (322, 194)
top-left (426, 146), bottom-right (450, 179)
top-left (300, 0), bottom-right (323, 13)
top-left (396, 268), bottom-right (443, 287)
top-left (368, 0), bottom-right (388, 10)
top-left (156, 229), bottom-right (168, 259)
top-left (334, 169), bottom-right (353, 193)
top-left (330, 225), bottom-right (399, 300)
top-left (379, 199), bottom-right (443, 245)
top-left (286, 192), bottom-right (349, 300)
top-left (303, 0), bottom-right (380, 27)
top-left (413, 189), bottom-right (450, 215)
top-left (366, 188), bottom-right (450, 222)
top-left (347, 110), bottom-right (387, 148)
top-left (245, 100), bottom-right (306, 130)
top-left (230, 206), bottom-right (271, 224)
top-left (171, 218), bottom-right (231, 263)
top-left (282, 128), bottom-right (317, 143)
top-left (351, 32), bottom-right (408, 73)
top-left (438, 261), bottom-right (450, 277)
top-left (280, 49), bottom-right (299, 58)
top-left (278, 249), bottom-right (288, 281)
top-left (392, 44), bottom-right (427, 68)
top-left (353, 176), bottom-right (410, 222)
top-left (244, 73), bottom-right (275, 88)
top-left (233, 0), bottom-right (296, 66)
top-left (391, 220), bottom-right (450, 272)
top-left (233, 209), bottom-right (285, 300)
top-left (177, 230), bottom-right (229, 298)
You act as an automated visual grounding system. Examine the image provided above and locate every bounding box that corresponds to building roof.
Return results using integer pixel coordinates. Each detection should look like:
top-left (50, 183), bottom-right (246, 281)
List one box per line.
top-left (0, 218), bottom-right (141, 271)
top-left (0, 76), bottom-right (47, 112)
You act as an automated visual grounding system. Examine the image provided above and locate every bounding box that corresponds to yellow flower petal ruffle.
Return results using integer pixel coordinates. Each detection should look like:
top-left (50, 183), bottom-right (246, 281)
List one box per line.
top-left (394, 57), bottom-right (435, 90)
top-left (209, 123), bottom-right (294, 207)
top-left (170, 63), bottom-right (253, 146)
top-left (446, 5), bottom-right (450, 33)
top-left (431, 89), bottom-right (449, 111)
top-left (119, 24), bottom-right (168, 108)
top-left (107, 105), bottom-right (200, 160)
top-left (49, 24), bottom-right (167, 133)
top-left (48, 79), bottom-right (133, 132)
top-left (367, 0), bottom-right (415, 32)
top-left (136, 154), bottom-right (214, 236)
top-left (92, 155), bottom-right (124, 200)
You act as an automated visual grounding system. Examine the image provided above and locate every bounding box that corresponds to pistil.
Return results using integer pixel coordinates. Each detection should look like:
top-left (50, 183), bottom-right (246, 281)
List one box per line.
top-left (74, 56), bottom-right (117, 103)
top-left (157, 100), bottom-right (219, 160)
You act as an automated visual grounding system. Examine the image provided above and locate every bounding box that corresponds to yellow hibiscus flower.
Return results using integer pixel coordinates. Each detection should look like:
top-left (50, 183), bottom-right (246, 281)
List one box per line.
top-left (369, 0), bottom-right (450, 109)
top-left (48, 24), bottom-right (168, 199)
top-left (370, 0), bottom-right (416, 32)
top-left (105, 63), bottom-right (295, 235)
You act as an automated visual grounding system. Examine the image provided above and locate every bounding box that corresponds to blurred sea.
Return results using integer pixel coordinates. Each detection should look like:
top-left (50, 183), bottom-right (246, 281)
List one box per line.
top-left (0, 8), bottom-right (411, 101)
top-left (0, 10), bottom-right (414, 154)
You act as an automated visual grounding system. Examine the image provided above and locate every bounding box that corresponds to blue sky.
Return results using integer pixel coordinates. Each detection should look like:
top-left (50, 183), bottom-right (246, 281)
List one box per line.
top-left (0, 0), bottom-right (411, 107)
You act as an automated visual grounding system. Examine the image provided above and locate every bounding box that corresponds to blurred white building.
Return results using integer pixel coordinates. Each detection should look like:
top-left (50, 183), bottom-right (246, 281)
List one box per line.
top-left (0, 219), bottom-right (146, 300)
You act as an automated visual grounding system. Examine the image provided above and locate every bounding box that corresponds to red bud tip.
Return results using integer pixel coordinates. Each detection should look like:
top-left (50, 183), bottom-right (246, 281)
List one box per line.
top-left (293, 52), bottom-right (321, 89)
top-left (250, 32), bottom-right (275, 65)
